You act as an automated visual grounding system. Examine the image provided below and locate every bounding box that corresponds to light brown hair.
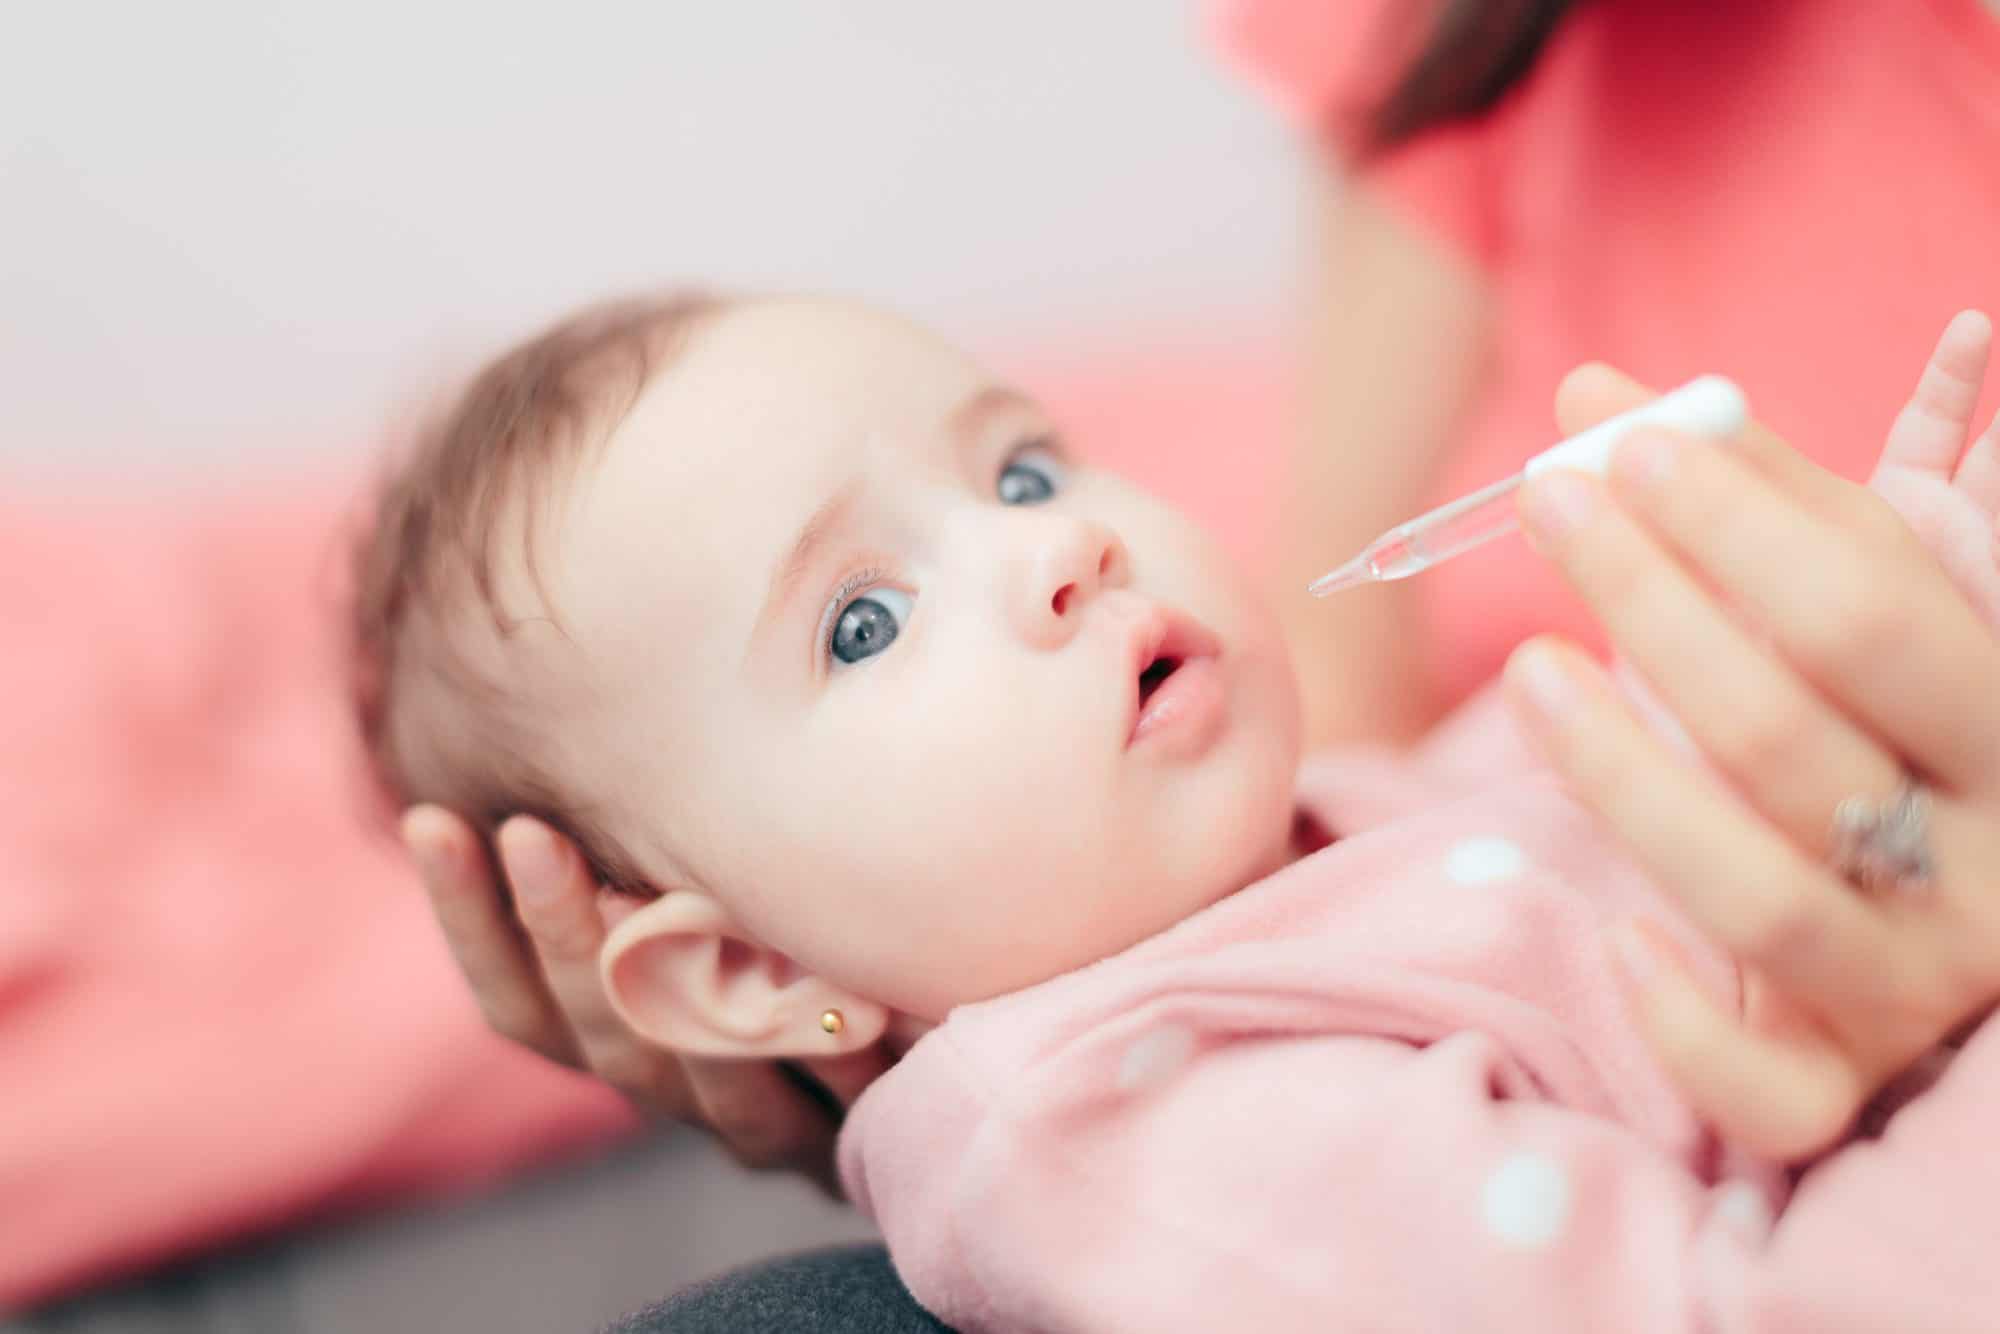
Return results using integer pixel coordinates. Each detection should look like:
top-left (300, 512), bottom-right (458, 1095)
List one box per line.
top-left (350, 291), bottom-right (724, 893)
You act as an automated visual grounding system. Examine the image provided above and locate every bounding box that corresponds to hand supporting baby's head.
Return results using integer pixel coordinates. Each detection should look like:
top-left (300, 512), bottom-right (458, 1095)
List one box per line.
top-left (354, 292), bottom-right (1304, 1054)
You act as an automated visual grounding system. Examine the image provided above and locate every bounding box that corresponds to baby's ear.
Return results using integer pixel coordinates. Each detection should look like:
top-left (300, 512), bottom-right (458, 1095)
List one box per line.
top-left (599, 891), bottom-right (886, 1059)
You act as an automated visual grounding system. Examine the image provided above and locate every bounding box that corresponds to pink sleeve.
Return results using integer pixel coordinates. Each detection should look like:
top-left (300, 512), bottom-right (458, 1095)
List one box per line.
top-left (877, 1021), bottom-right (1990, 1333)
top-left (1206, 0), bottom-right (1506, 268)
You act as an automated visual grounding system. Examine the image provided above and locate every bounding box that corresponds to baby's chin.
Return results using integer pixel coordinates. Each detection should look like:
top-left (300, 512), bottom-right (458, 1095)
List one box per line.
top-left (1215, 653), bottom-right (1307, 870)
top-left (1228, 749), bottom-right (1312, 888)
top-left (1151, 750), bottom-right (1302, 920)
top-left (1217, 783), bottom-right (1307, 899)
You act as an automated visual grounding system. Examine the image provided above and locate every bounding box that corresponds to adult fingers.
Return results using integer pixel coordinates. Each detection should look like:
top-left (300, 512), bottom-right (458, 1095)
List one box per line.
top-left (686, 1055), bottom-right (838, 1176)
top-left (1516, 462), bottom-right (1902, 859)
top-left (1606, 918), bottom-right (1867, 1160)
top-left (496, 817), bottom-right (694, 1115)
top-left (801, 1045), bottom-right (900, 1113)
top-left (404, 805), bottom-right (576, 1066)
top-left (1553, 362), bottom-right (1868, 525)
top-left (1595, 426), bottom-right (2000, 796)
top-left (1503, 638), bottom-right (1927, 1028)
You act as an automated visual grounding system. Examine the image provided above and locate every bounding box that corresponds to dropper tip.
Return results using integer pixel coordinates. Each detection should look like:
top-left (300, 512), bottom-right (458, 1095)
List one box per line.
top-left (1306, 557), bottom-right (1370, 599)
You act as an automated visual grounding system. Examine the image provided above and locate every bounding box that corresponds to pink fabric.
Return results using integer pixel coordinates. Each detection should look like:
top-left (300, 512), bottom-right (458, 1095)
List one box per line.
top-left (0, 487), bottom-right (636, 1310)
top-left (840, 692), bottom-right (1993, 1332)
top-left (1212, 0), bottom-right (2000, 701)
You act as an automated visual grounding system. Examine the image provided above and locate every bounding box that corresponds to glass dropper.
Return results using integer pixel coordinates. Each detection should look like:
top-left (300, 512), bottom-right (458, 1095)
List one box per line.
top-left (1308, 376), bottom-right (1750, 598)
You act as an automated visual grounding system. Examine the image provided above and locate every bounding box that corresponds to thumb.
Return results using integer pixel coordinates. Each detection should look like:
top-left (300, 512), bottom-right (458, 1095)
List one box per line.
top-left (1554, 362), bottom-right (1656, 438)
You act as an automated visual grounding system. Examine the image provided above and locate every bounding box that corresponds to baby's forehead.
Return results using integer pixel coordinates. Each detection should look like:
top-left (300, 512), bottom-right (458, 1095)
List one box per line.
top-left (580, 299), bottom-right (1036, 523)
top-left (541, 299), bottom-right (1012, 651)
top-left (635, 297), bottom-right (993, 449)
top-left (491, 302), bottom-right (1077, 813)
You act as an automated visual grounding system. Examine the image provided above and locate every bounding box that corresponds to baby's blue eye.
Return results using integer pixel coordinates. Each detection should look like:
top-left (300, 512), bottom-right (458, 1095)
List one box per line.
top-left (829, 586), bottom-right (914, 666)
top-left (997, 443), bottom-right (1063, 505)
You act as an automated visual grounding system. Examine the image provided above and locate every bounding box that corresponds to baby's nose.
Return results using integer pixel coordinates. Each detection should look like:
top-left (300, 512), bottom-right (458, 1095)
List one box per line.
top-left (1014, 518), bottom-right (1128, 648)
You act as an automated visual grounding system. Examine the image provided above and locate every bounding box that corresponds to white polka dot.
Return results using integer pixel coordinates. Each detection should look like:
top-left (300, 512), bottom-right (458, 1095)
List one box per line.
top-left (1116, 1025), bottom-right (1195, 1092)
top-left (1481, 1152), bottom-right (1571, 1249)
top-left (1713, 1182), bottom-right (1774, 1242)
top-left (1446, 837), bottom-right (1527, 886)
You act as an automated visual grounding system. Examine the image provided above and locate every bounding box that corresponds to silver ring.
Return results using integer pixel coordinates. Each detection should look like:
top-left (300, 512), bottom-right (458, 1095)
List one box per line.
top-left (1831, 777), bottom-right (1936, 896)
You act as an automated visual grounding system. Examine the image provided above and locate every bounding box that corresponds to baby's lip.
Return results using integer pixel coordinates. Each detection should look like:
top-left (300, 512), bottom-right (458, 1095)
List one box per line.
top-left (1124, 604), bottom-right (1223, 746)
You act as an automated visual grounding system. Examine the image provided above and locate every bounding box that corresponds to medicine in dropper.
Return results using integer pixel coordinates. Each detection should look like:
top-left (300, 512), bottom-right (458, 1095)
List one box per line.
top-left (1307, 375), bottom-right (1749, 598)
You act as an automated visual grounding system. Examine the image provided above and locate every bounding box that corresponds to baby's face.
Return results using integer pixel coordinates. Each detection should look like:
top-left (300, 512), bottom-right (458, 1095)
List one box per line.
top-left (549, 298), bottom-right (1301, 1019)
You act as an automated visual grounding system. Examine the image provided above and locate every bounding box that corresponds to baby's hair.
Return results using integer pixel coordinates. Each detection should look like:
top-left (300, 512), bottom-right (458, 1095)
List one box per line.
top-left (349, 290), bottom-right (725, 895)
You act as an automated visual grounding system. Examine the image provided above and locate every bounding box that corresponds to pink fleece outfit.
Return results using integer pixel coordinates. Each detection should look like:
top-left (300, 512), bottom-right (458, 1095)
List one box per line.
top-left (839, 692), bottom-right (1996, 1333)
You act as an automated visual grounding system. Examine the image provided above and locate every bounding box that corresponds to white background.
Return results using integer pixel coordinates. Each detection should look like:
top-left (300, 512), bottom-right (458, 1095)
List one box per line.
top-left (1, 1), bottom-right (1299, 478)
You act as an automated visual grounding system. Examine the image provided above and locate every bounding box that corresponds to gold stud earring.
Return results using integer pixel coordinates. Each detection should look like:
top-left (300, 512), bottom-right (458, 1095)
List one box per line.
top-left (819, 1009), bottom-right (846, 1036)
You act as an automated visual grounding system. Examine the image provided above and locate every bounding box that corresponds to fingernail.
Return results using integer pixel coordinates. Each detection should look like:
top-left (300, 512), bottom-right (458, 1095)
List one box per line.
top-left (1519, 471), bottom-right (1596, 543)
top-left (1613, 429), bottom-right (1678, 488)
top-left (1507, 642), bottom-right (1577, 724)
top-left (399, 807), bottom-right (429, 851)
top-left (500, 819), bottom-right (562, 899)
top-left (400, 808), bottom-right (444, 871)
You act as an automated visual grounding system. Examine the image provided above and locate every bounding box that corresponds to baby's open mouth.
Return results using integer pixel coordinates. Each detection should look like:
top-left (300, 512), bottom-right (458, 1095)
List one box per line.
top-left (1137, 654), bottom-right (1182, 709)
top-left (1126, 607), bottom-right (1224, 751)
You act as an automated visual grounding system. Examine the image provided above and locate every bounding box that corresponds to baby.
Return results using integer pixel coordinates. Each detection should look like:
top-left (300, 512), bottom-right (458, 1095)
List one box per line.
top-left (354, 293), bottom-right (1996, 1332)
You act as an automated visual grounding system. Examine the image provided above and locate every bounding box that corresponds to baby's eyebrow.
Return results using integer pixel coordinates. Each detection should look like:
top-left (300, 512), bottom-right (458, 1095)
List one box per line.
top-left (758, 475), bottom-right (863, 642)
top-left (942, 383), bottom-right (1037, 447)
top-left (750, 383), bottom-right (1040, 650)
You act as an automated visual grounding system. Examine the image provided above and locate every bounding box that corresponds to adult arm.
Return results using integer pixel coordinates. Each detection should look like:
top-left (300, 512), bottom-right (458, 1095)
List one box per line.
top-left (1268, 167), bottom-right (1493, 749)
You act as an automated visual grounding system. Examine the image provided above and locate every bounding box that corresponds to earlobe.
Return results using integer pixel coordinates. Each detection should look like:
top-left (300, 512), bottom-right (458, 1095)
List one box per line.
top-left (599, 891), bottom-right (887, 1059)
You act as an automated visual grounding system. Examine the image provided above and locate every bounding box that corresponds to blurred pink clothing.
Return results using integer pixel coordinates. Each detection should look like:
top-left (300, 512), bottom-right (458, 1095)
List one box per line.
top-left (1215, 0), bottom-right (2000, 700)
top-left (841, 692), bottom-right (1994, 1333)
top-left (0, 489), bottom-right (637, 1310)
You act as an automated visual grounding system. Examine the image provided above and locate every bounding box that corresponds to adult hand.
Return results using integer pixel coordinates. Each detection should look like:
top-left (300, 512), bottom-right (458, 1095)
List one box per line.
top-left (401, 805), bottom-right (893, 1191)
top-left (1502, 312), bottom-right (2000, 1161)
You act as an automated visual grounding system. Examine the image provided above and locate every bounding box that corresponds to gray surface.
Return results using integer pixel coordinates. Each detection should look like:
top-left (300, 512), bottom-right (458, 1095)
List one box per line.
top-left (608, 1245), bottom-right (947, 1334)
top-left (11, 1131), bottom-right (876, 1334)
